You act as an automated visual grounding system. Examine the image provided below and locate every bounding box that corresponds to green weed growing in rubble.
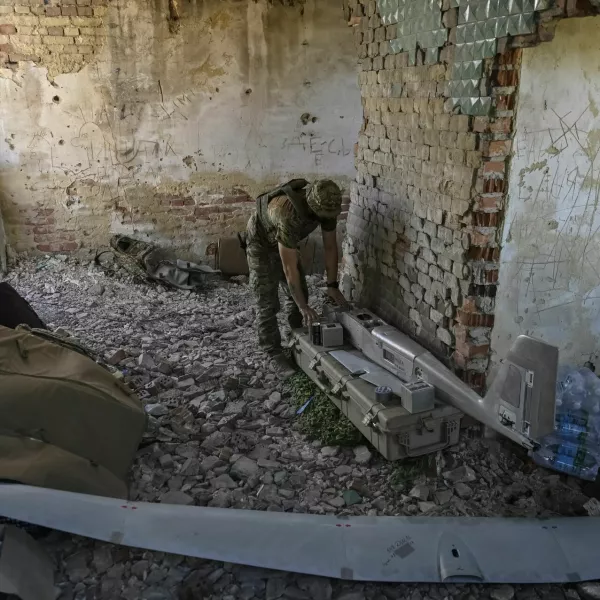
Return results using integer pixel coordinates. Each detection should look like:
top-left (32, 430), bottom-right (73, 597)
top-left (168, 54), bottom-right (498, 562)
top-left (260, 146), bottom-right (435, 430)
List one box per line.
top-left (287, 372), bottom-right (363, 447)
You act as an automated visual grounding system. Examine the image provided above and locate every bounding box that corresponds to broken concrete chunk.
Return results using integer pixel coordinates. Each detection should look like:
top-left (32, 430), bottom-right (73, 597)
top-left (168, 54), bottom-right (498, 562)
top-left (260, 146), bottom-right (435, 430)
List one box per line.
top-left (578, 583), bottom-right (600, 600)
top-left (443, 465), bottom-right (476, 483)
top-left (107, 349), bottom-right (127, 365)
top-left (334, 465), bottom-right (353, 476)
top-left (201, 431), bottom-right (232, 450)
top-left (490, 585), bottom-right (515, 600)
top-left (176, 377), bottom-right (195, 389)
top-left (435, 489), bottom-right (453, 505)
top-left (224, 400), bottom-right (246, 416)
top-left (584, 497), bottom-right (600, 516)
top-left (327, 496), bottom-right (345, 508)
top-left (320, 446), bottom-right (339, 457)
top-left (266, 427), bottom-right (284, 437)
top-left (243, 388), bottom-right (268, 401)
top-left (159, 491), bottom-right (194, 505)
top-left (418, 501), bottom-right (437, 513)
top-left (230, 456), bottom-right (259, 479)
top-left (138, 352), bottom-right (156, 370)
top-left (213, 474), bottom-right (237, 489)
top-left (258, 458), bottom-right (282, 469)
top-left (454, 482), bottom-right (473, 499)
top-left (145, 403), bottom-right (168, 417)
top-left (409, 484), bottom-right (430, 501)
top-left (200, 456), bottom-right (224, 473)
top-left (89, 284), bottom-right (105, 296)
top-left (353, 445), bottom-right (372, 465)
top-left (265, 391), bottom-right (282, 411)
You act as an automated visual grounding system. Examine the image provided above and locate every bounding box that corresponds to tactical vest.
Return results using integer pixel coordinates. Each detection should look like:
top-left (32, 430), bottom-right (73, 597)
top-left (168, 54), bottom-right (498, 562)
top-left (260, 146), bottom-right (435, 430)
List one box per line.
top-left (256, 178), bottom-right (314, 228)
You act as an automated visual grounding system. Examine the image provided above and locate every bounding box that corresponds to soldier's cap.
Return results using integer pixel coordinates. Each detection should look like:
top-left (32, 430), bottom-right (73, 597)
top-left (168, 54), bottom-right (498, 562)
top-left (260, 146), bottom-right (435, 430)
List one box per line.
top-left (306, 179), bottom-right (343, 219)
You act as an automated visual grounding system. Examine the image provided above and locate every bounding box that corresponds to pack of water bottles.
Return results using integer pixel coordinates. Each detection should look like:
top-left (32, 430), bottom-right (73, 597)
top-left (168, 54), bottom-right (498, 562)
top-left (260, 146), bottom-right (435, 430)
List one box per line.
top-left (532, 366), bottom-right (600, 481)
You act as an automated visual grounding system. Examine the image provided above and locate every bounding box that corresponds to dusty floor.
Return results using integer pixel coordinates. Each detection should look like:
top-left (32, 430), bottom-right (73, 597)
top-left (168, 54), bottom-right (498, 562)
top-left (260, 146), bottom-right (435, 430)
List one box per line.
top-left (3, 255), bottom-right (599, 600)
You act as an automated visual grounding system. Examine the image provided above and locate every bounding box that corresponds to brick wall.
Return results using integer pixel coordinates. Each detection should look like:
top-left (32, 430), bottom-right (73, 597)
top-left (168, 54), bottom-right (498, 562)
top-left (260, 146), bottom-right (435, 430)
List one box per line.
top-left (0, 1), bottom-right (107, 77)
top-left (342, 0), bottom-right (598, 390)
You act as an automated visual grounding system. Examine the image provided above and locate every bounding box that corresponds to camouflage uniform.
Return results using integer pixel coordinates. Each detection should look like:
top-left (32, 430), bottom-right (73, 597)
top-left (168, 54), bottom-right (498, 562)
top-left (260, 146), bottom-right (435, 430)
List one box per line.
top-left (246, 180), bottom-right (340, 354)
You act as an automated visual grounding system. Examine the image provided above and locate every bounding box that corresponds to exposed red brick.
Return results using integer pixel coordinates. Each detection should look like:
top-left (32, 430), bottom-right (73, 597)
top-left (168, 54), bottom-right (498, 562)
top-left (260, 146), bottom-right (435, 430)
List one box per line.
top-left (493, 69), bottom-right (519, 87)
top-left (472, 117), bottom-right (490, 133)
top-left (498, 48), bottom-right (522, 67)
top-left (222, 195), bottom-right (252, 204)
top-left (37, 209), bottom-right (54, 216)
top-left (59, 242), bottom-right (79, 251)
top-left (477, 194), bottom-right (503, 211)
top-left (62, 7), bottom-right (78, 16)
top-left (495, 94), bottom-right (515, 111)
top-left (490, 117), bottom-right (513, 135)
top-left (483, 161), bottom-right (506, 176)
top-left (463, 371), bottom-right (485, 391)
top-left (470, 230), bottom-right (497, 246)
top-left (467, 246), bottom-right (500, 261)
top-left (0, 25), bottom-right (17, 35)
top-left (486, 140), bottom-right (512, 157)
top-left (456, 309), bottom-right (494, 328)
top-left (170, 199), bottom-right (185, 207)
top-left (455, 338), bottom-right (490, 358)
top-left (486, 269), bottom-right (499, 284)
top-left (473, 212), bottom-right (499, 227)
top-left (482, 178), bottom-right (505, 194)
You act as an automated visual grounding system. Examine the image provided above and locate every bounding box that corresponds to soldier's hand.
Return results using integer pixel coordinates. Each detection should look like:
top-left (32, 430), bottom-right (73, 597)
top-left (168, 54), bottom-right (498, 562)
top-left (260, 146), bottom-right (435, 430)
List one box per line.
top-left (301, 306), bottom-right (319, 328)
top-left (326, 288), bottom-right (349, 308)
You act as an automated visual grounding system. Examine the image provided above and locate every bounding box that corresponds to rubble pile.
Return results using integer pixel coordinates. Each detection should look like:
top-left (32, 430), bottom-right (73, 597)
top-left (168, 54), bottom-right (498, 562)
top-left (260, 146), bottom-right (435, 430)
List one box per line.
top-left (2, 255), bottom-right (595, 600)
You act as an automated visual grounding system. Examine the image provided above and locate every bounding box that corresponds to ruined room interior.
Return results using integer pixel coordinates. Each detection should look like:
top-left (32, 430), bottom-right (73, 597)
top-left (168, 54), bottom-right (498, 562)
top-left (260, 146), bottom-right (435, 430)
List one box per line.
top-left (2, 0), bottom-right (600, 598)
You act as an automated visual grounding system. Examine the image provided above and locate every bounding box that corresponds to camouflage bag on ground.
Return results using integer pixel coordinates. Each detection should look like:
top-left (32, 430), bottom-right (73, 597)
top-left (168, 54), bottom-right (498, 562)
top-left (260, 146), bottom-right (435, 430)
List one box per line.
top-left (98, 235), bottom-right (221, 290)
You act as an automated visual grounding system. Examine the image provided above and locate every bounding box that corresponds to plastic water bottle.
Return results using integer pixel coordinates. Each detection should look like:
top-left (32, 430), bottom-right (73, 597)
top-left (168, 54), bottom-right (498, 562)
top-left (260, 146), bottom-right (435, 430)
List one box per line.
top-left (555, 410), bottom-right (600, 445)
top-left (532, 365), bottom-right (600, 480)
top-left (533, 439), bottom-right (599, 480)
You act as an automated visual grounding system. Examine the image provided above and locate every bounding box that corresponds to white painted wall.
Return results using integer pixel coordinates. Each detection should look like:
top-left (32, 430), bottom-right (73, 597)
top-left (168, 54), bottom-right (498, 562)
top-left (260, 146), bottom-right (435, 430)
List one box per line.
top-left (492, 17), bottom-right (600, 366)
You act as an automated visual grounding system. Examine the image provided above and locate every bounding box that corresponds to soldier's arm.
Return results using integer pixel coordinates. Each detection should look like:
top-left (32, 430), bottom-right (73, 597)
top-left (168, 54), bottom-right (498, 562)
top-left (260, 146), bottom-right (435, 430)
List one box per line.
top-left (279, 244), bottom-right (308, 310)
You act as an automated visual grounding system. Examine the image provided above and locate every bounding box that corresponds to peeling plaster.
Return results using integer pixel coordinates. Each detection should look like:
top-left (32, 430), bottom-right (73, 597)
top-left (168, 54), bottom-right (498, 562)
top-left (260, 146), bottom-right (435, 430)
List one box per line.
top-left (0, 0), bottom-right (361, 256)
top-left (492, 18), bottom-right (600, 366)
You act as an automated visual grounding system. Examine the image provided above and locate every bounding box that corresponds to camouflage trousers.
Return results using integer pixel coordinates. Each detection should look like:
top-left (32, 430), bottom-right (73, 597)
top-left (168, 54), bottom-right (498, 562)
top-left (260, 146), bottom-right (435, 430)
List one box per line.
top-left (246, 213), bottom-right (308, 354)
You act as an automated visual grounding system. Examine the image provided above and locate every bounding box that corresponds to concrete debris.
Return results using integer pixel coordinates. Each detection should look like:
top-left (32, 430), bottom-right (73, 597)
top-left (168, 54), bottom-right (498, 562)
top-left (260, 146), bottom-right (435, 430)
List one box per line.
top-left (443, 465), bottom-right (477, 483)
top-left (138, 352), bottom-right (156, 370)
top-left (454, 482), bottom-right (473, 499)
top-left (353, 445), bottom-right (372, 465)
top-left (578, 583), bottom-right (600, 600)
top-left (145, 403), bottom-right (169, 417)
top-left (107, 348), bottom-right (127, 365)
top-left (4, 257), bottom-right (595, 599)
top-left (409, 484), bottom-right (430, 501)
top-left (491, 585), bottom-right (516, 600)
top-left (584, 497), bottom-right (600, 516)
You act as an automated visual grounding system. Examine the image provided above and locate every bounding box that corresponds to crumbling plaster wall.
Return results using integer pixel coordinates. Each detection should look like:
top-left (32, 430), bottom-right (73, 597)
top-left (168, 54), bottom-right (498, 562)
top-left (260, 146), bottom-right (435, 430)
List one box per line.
top-left (0, 0), bottom-right (361, 257)
top-left (492, 17), bottom-right (600, 367)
